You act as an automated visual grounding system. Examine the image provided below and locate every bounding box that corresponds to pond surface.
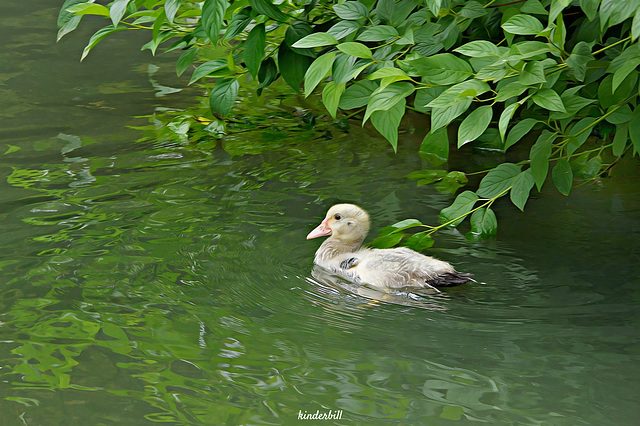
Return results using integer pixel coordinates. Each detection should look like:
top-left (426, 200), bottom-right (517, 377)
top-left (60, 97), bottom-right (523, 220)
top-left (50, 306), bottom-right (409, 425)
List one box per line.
top-left (1, 2), bottom-right (640, 425)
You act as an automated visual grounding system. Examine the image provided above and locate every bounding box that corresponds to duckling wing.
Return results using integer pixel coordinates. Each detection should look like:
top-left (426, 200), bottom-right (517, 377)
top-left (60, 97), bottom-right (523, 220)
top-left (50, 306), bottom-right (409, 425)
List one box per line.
top-left (351, 247), bottom-right (470, 289)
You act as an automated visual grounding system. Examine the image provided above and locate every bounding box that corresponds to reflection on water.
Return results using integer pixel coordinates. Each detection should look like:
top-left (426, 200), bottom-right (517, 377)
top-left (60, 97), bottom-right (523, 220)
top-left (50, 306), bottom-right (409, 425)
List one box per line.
top-left (309, 264), bottom-right (449, 310)
top-left (1, 1), bottom-right (640, 425)
top-left (2, 122), bottom-right (639, 424)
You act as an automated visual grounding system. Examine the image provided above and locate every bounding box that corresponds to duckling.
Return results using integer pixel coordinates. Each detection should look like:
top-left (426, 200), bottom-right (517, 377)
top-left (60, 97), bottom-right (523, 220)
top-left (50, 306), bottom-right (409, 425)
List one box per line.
top-left (307, 204), bottom-right (472, 291)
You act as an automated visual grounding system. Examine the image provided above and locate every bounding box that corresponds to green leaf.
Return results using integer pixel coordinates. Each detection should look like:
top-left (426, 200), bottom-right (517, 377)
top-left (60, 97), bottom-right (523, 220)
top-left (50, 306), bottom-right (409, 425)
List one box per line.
top-left (419, 128), bottom-right (449, 166)
top-left (145, 15), bottom-right (174, 55)
top-left (530, 130), bottom-right (556, 191)
top-left (223, 7), bottom-right (252, 40)
top-left (496, 82), bottom-right (528, 102)
top-left (257, 58), bottom-right (278, 93)
top-left (391, 0), bottom-right (422, 24)
top-left (378, 218), bottom-right (423, 235)
top-left (339, 80), bottom-right (377, 109)
top-left (322, 82), bottom-right (346, 119)
top-left (363, 82), bottom-right (415, 123)
top-left (519, 61), bottom-right (546, 85)
top-left (292, 33), bottom-right (338, 48)
top-left (502, 14), bottom-right (544, 35)
top-left (601, 0), bottom-right (637, 28)
top-left (414, 40), bottom-right (445, 56)
top-left (189, 59), bottom-right (227, 85)
top-left (57, 0), bottom-right (86, 41)
top-left (285, 22), bottom-right (314, 52)
top-left (431, 102), bottom-right (471, 132)
top-left (332, 53), bottom-right (357, 86)
top-left (370, 232), bottom-right (404, 249)
top-left (476, 163), bottom-right (521, 198)
top-left (629, 113), bottom-right (640, 155)
top-left (248, 0), bottom-right (289, 22)
top-left (612, 57), bottom-right (640, 93)
top-left (474, 128), bottom-right (502, 151)
top-left (579, 0), bottom-right (599, 21)
top-left (566, 41), bottom-right (594, 82)
top-left (458, 106), bottom-right (493, 147)
top-left (498, 102), bottom-right (520, 142)
top-left (409, 54), bottom-right (473, 85)
top-left (469, 208), bottom-right (498, 238)
top-left (633, 8), bottom-right (640, 41)
top-left (303, 52), bottom-right (336, 96)
top-left (549, 0), bottom-right (571, 24)
top-left (510, 40), bottom-right (552, 59)
top-left (66, 3), bottom-right (110, 17)
top-left (567, 117), bottom-right (595, 155)
top-left (598, 73), bottom-right (638, 109)
top-left (337, 42), bottom-right (373, 59)
top-left (349, 61), bottom-right (373, 81)
top-left (532, 88), bottom-right (566, 112)
top-left (244, 24), bottom-right (265, 78)
top-left (427, 80), bottom-right (490, 108)
top-left (331, 52), bottom-right (360, 84)
top-left (474, 61), bottom-right (509, 81)
top-left (403, 232), bottom-right (435, 251)
top-left (553, 94), bottom-right (596, 120)
top-left (396, 27), bottom-right (414, 45)
top-left (278, 43), bottom-right (312, 91)
top-left (552, 158), bottom-right (573, 196)
top-left (357, 25), bottom-right (399, 42)
top-left (202, 0), bottom-right (228, 44)
top-left (328, 20), bottom-right (360, 40)
top-left (368, 67), bottom-right (411, 81)
top-left (431, 102), bottom-right (472, 132)
top-left (454, 40), bottom-right (501, 57)
top-left (612, 124), bottom-right (629, 156)
top-left (109, 0), bottom-right (129, 27)
top-left (209, 78), bottom-right (239, 118)
top-left (439, 191), bottom-right (479, 227)
top-left (331, 51), bottom-right (358, 84)
top-left (413, 87), bottom-right (445, 112)
top-left (505, 118), bottom-right (537, 151)
top-left (334, 1), bottom-right (369, 20)
top-left (375, 0), bottom-right (395, 23)
top-left (460, 1), bottom-right (487, 19)
top-left (81, 24), bottom-right (127, 61)
top-left (469, 56), bottom-right (501, 73)
top-left (165, 0), bottom-right (182, 23)
top-left (522, 0), bottom-right (549, 15)
top-left (423, 0), bottom-right (440, 15)
top-left (371, 99), bottom-right (405, 151)
top-left (510, 169), bottom-right (535, 211)
top-left (176, 48), bottom-right (198, 77)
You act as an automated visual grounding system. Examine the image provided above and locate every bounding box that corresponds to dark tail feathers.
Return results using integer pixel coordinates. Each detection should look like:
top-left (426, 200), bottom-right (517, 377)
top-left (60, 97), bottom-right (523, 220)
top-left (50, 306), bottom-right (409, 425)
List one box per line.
top-left (429, 272), bottom-right (474, 287)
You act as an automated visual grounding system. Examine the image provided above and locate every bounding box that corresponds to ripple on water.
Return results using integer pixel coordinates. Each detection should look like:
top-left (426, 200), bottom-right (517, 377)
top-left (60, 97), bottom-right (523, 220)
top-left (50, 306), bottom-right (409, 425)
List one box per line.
top-left (1, 103), bottom-right (639, 424)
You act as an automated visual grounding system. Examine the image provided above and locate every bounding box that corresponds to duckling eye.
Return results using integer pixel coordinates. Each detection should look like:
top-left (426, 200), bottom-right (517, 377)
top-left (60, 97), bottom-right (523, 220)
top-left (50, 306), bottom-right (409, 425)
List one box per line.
top-left (334, 213), bottom-right (342, 220)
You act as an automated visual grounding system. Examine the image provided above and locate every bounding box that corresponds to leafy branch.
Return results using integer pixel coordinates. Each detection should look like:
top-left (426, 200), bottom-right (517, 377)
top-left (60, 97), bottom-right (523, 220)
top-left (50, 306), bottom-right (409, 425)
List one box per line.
top-left (58, 0), bottom-right (640, 250)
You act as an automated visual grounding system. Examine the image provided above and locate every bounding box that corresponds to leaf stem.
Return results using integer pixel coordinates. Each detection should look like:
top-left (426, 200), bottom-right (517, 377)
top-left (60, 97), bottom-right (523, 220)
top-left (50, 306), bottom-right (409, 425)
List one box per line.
top-left (593, 36), bottom-right (631, 56)
top-left (426, 187), bottom-right (510, 235)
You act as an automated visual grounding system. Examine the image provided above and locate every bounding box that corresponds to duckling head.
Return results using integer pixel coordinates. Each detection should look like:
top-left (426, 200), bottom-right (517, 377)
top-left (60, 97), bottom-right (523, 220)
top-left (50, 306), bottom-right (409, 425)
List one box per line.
top-left (306, 204), bottom-right (370, 245)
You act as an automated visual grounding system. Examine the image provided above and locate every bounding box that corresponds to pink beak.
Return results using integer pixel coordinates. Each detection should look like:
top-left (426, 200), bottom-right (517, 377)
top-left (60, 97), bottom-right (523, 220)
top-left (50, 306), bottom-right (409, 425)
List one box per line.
top-left (306, 218), bottom-right (332, 239)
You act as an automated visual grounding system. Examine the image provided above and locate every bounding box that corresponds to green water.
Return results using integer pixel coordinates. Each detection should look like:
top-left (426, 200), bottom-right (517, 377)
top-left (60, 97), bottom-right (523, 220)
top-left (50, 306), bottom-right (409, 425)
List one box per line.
top-left (1, 2), bottom-right (640, 425)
